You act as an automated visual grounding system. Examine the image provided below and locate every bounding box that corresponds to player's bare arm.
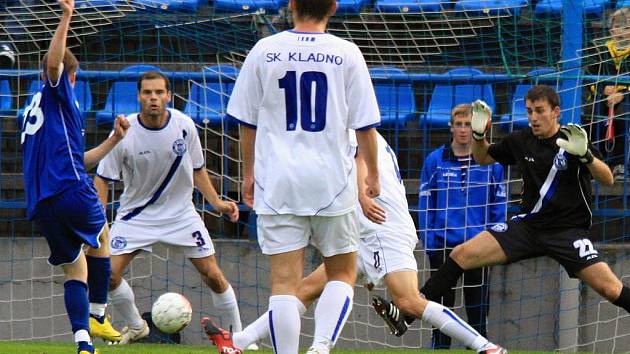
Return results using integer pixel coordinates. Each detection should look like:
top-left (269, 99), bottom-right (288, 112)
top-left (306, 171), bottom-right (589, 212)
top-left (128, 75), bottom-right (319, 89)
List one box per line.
top-left (93, 176), bottom-right (109, 208)
top-left (84, 115), bottom-right (130, 170)
top-left (356, 128), bottom-right (380, 198)
top-left (586, 157), bottom-right (614, 186)
top-left (356, 154), bottom-right (385, 224)
top-left (46, 0), bottom-right (74, 83)
top-left (192, 168), bottom-right (239, 222)
top-left (470, 100), bottom-right (496, 165)
top-left (239, 125), bottom-right (256, 208)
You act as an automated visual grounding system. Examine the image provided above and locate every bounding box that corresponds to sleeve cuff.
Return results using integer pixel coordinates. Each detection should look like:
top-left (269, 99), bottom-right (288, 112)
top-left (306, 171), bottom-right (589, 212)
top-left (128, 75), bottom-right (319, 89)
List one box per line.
top-left (227, 114), bottom-right (257, 129)
top-left (355, 122), bottom-right (381, 131)
top-left (193, 165), bottom-right (205, 171)
top-left (96, 173), bottom-right (121, 182)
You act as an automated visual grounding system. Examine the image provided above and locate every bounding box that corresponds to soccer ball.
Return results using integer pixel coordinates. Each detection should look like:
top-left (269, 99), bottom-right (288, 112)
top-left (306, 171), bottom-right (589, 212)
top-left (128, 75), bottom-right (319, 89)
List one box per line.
top-left (151, 292), bottom-right (192, 334)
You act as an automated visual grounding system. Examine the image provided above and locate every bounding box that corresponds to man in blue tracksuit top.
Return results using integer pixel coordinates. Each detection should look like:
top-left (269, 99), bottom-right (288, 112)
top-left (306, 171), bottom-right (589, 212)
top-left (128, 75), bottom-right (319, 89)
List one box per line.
top-left (418, 103), bottom-right (507, 349)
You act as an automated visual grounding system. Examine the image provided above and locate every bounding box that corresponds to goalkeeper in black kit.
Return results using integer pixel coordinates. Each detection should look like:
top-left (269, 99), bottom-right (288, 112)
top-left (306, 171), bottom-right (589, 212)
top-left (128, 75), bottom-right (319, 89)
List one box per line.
top-left (379, 85), bottom-right (630, 335)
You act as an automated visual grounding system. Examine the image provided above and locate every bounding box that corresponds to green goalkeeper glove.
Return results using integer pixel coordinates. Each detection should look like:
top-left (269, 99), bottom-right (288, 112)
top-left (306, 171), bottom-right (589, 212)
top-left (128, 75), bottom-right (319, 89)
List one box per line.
top-left (471, 99), bottom-right (492, 141)
top-left (555, 123), bottom-right (594, 164)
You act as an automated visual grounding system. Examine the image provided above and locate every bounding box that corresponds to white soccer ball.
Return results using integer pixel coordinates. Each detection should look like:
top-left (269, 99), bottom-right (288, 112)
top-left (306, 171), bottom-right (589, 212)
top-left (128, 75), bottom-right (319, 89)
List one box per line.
top-left (151, 292), bottom-right (192, 334)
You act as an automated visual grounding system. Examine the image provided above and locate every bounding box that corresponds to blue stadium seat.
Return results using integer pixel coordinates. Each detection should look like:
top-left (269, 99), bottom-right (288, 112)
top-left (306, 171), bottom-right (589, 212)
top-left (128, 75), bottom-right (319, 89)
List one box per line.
top-left (213, 0), bottom-right (287, 13)
top-left (74, 80), bottom-right (93, 118)
top-left (535, 0), bottom-right (610, 17)
top-left (423, 67), bottom-right (495, 127)
top-left (369, 66), bottom-right (416, 126)
top-left (375, 0), bottom-right (448, 12)
top-left (500, 68), bottom-right (556, 130)
top-left (0, 79), bottom-right (13, 115)
top-left (132, 0), bottom-right (201, 11)
top-left (454, 0), bottom-right (528, 16)
top-left (96, 65), bottom-right (161, 126)
top-left (184, 65), bottom-right (239, 125)
top-left (617, 0), bottom-right (630, 8)
top-left (337, 0), bottom-right (371, 13)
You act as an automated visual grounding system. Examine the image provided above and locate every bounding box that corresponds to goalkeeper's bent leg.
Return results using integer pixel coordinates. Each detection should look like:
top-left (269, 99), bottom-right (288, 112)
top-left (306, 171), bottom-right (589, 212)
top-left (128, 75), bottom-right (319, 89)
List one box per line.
top-left (421, 256), bottom-right (464, 301)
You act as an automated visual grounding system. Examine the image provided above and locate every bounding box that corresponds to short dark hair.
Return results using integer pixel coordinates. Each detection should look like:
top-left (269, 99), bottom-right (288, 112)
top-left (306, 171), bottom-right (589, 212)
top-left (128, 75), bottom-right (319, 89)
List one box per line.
top-left (525, 84), bottom-right (560, 109)
top-left (42, 48), bottom-right (79, 76)
top-left (137, 71), bottom-right (170, 92)
top-left (294, 0), bottom-right (335, 22)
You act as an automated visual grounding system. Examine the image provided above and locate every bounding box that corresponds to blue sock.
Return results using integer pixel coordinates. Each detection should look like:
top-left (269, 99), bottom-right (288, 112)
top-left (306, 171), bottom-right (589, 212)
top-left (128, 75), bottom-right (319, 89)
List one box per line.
top-left (64, 280), bottom-right (89, 334)
top-left (86, 256), bottom-right (111, 318)
top-left (77, 341), bottom-right (94, 353)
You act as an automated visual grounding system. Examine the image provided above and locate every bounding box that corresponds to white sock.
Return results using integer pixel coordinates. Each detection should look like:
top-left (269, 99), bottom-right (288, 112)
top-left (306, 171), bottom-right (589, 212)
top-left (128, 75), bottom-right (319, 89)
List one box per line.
top-left (268, 295), bottom-right (301, 354)
top-left (210, 285), bottom-right (243, 332)
top-left (312, 281), bottom-right (354, 351)
top-left (422, 301), bottom-right (488, 350)
top-left (234, 298), bottom-right (307, 349)
top-left (89, 303), bottom-right (106, 318)
top-left (74, 329), bottom-right (92, 344)
top-left (108, 279), bottom-right (144, 329)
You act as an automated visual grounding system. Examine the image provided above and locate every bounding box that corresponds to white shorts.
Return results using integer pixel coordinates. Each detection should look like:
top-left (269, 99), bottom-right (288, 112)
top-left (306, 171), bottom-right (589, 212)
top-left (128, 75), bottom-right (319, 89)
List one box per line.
top-left (356, 232), bottom-right (418, 287)
top-left (109, 215), bottom-right (215, 258)
top-left (257, 211), bottom-right (359, 257)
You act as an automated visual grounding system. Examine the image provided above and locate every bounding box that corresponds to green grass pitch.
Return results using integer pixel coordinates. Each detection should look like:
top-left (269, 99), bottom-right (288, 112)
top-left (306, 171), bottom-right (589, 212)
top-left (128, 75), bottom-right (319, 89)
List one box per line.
top-left (0, 342), bottom-right (552, 354)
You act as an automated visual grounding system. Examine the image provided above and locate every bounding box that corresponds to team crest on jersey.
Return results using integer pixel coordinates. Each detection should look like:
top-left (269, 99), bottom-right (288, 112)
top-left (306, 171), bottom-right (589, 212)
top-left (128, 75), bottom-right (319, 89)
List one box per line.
top-left (490, 223), bottom-right (508, 233)
top-left (553, 152), bottom-right (568, 170)
top-left (172, 138), bottom-right (187, 156)
top-left (111, 236), bottom-right (127, 249)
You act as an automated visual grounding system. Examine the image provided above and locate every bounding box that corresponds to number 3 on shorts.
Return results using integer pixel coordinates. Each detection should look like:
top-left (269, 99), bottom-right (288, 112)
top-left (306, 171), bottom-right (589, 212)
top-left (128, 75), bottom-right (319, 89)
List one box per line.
top-left (192, 231), bottom-right (206, 247)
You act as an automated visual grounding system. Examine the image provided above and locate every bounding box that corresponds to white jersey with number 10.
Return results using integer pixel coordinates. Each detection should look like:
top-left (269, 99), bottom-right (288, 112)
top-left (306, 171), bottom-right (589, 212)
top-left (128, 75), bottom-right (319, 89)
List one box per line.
top-left (227, 30), bottom-right (381, 216)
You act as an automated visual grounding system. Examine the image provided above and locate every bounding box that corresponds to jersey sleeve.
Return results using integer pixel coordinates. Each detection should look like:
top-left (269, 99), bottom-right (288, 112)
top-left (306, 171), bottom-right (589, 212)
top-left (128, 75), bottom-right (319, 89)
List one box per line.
top-left (226, 43), bottom-right (263, 128)
top-left (188, 125), bottom-right (205, 170)
top-left (417, 150), bottom-right (438, 245)
top-left (47, 68), bottom-right (75, 107)
top-left (487, 133), bottom-right (517, 166)
top-left (489, 163), bottom-right (507, 225)
top-left (345, 45), bottom-right (381, 130)
top-left (96, 138), bottom-right (123, 182)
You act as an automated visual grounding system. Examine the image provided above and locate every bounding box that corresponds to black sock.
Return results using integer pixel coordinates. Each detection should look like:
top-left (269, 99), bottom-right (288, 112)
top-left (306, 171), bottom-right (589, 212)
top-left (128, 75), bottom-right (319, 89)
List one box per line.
top-left (613, 286), bottom-right (630, 314)
top-left (420, 256), bottom-right (464, 302)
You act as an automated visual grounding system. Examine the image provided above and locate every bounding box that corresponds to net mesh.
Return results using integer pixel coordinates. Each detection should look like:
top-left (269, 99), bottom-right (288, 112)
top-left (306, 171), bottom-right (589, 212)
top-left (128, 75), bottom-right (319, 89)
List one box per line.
top-left (1, 0), bottom-right (630, 351)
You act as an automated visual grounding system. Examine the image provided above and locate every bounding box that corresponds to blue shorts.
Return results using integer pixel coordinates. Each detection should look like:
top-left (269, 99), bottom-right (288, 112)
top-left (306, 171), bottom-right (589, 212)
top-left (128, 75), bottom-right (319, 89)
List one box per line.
top-left (34, 181), bottom-right (106, 266)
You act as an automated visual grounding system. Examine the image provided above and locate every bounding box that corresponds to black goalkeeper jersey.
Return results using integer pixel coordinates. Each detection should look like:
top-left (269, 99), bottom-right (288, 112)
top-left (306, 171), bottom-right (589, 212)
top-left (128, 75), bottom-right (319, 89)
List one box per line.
top-left (487, 128), bottom-right (600, 230)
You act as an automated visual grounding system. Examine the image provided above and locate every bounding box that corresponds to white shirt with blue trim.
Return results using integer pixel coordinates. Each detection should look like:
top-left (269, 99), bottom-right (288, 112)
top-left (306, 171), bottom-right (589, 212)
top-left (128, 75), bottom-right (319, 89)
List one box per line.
top-left (96, 108), bottom-right (204, 225)
top-left (228, 30), bottom-right (381, 216)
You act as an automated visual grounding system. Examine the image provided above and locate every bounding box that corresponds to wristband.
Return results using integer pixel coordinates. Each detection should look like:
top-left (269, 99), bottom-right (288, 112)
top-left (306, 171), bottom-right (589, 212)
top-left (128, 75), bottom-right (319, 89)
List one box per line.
top-left (579, 149), bottom-right (594, 164)
top-left (472, 131), bottom-right (485, 141)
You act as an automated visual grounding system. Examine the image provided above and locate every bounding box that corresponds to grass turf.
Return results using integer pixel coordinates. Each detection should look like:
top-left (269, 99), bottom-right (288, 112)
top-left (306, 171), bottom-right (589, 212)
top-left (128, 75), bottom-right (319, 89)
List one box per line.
top-left (0, 342), bottom-right (551, 354)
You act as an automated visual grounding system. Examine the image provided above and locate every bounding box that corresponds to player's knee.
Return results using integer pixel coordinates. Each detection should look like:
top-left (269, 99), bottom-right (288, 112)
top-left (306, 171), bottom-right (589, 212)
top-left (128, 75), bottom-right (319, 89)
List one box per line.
top-left (450, 244), bottom-right (469, 264)
top-left (109, 273), bottom-right (122, 290)
top-left (598, 282), bottom-right (622, 302)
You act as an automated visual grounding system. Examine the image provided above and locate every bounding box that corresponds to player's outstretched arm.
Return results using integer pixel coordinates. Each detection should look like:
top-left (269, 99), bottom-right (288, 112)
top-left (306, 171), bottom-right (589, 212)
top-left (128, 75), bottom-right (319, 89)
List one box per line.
top-left (470, 100), bottom-right (496, 165)
top-left (239, 125), bottom-right (256, 209)
top-left (356, 154), bottom-right (385, 224)
top-left (93, 175), bottom-right (109, 208)
top-left (84, 115), bottom-right (130, 170)
top-left (556, 123), bottom-right (614, 186)
top-left (356, 128), bottom-right (380, 198)
top-left (46, 0), bottom-right (74, 83)
top-left (193, 168), bottom-right (239, 222)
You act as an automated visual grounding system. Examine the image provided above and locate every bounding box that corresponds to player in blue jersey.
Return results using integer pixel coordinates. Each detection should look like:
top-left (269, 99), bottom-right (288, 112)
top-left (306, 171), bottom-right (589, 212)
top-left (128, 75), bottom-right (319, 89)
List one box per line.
top-left (20, 1), bottom-right (129, 352)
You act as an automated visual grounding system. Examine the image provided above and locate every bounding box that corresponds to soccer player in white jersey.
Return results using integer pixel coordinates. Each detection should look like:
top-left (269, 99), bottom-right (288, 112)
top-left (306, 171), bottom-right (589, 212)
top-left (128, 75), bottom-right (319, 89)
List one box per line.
top-left (203, 132), bottom-right (507, 353)
top-left (207, 0), bottom-right (381, 352)
top-left (94, 71), bottom-right (242, 344)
